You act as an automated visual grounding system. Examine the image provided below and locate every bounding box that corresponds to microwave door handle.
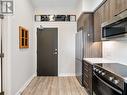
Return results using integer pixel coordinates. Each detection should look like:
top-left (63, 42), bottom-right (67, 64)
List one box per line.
top-left (93, 73), bottom-right (122, 95)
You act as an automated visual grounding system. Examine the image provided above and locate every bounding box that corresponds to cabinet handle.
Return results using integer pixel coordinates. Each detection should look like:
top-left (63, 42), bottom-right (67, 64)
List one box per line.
top-left (114, 9), bottom-right (127, 17)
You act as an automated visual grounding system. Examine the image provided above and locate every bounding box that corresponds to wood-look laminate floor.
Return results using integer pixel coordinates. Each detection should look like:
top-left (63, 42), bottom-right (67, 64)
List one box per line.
top-left (22, 77), bottom-right (88, 95)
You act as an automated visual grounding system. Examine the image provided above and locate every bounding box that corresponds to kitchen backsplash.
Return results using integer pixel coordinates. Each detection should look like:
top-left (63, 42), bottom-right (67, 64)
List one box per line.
top-left (103, 40), bottom-right (127, 64)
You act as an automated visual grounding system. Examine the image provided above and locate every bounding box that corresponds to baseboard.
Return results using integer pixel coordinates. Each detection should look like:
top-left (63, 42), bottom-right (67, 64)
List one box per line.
top-left (58, 73), bottom-right (75, 77)
top-left (15, 74), bottom-right (36, 95)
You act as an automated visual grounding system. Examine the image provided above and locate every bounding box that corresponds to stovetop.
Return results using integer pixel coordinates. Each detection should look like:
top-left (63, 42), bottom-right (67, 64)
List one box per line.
top-left (96, 63), bottom-right (127, 78)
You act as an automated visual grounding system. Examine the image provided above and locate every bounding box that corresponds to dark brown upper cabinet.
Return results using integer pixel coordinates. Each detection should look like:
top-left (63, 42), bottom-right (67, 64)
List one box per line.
top-left (115, 0), bottom-right (127, 16)
top-left (94, 7), bottom-right (103, 42)
top-left (110, 0), bottom-right (127, 19)
top-left (109, 0), bottom-right (117, 19)
top-left (103, 0), bottom-right (110, 22)
top-left (78, 13), bottom-right (102, 58)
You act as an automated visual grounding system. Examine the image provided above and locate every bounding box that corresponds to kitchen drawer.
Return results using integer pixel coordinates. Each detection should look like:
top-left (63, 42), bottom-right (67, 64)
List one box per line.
top-left (83, 65), bottom-right (92, 74)
top-left (83, 67), bottom-right (89, 73)
top-left (84, 64), bottom-right (89, 69)
top-left (83, 78), bottom-right (92, 95)
top-left (83, 73), bottom-right (89, 80)
top-left (84, 62), bottom-right (89, 66)
top-left (83, 79), bottom-right (89, 87)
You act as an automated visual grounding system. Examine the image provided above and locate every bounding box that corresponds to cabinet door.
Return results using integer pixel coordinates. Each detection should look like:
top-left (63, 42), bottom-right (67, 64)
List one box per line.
top-left (125, 0), bottom-right (127, 10)
top-left (115, 0), bottom-right (126, 15)
top-left (94, 7), bottom-right (103, 42)
top-left (103, 0), bottom-right (110, 22)
top-left (109, 0), bottom-right (117, 19)
top-left (84, 14), bottom-right (93, 58)
top-left (110, 0), bottom-right (127, 19)
top-left (77, 17), bottom-right (83, 31)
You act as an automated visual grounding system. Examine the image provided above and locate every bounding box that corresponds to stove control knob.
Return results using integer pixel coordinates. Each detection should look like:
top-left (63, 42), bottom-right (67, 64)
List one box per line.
top-left (96, 69), bottom-right (99, 72)
top-left (109, 77), bottom-right (114, 81)
top-left (99, 71), bottom-right (102, 74)
top-left (114, 80), bottom-right (119, 85)
top-left (101, 72), bottom-right (106, 76)
top-left (93, 68), bottom-right (96, 71)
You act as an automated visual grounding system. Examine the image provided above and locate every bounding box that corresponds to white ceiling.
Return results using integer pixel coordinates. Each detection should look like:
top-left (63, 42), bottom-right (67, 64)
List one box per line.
top-left (31, 0), bottom-right (79, 9)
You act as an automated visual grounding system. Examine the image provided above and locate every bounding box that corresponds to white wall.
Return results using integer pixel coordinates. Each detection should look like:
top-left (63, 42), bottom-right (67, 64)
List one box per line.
top-left (76, 0), bottom-right (103, 19)
top-left (35, 8), bottom-right (77, 15)
top-left (103, 40), bottom-right (127, 65)
top-left (82, 0), bottom-right (94, 12)
top-left (33, 0), bottom-right (78, 16)
top-left (34, 22), bottom-right (77, 76)
top-left (6, 0), bottom-right (35, 95)
top-left (76, 0), bottom-right (84, 19)
top-left (92, 0), bottom-right (103, 10)
top-left (83, 0), bottom-right (103, 11)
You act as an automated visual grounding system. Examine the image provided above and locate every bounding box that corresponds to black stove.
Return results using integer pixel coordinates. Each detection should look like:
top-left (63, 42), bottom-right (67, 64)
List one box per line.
top-left (93, 63), bottom-right (127, 95)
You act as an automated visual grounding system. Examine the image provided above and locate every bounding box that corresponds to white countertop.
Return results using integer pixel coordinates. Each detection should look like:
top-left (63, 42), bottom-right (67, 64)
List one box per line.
top-left (124, 78), bottom-right (127, 83)
top-left (83, 58), bottom-right (118, 65)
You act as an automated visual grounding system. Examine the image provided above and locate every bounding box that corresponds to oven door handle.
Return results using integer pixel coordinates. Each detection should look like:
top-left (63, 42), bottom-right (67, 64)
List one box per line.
top-left (93, 73), bottom-right (123, 94)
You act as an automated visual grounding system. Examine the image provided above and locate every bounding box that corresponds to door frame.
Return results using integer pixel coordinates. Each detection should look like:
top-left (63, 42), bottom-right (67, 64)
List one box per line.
top-left (35, 27), bottom-right (59, 76)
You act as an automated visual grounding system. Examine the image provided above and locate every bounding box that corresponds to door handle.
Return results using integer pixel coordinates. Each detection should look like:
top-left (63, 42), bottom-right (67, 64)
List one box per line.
top-left (0, 53), bottom-right (4, 58)
top-left (53, 52), bottom-right (57, 55)
top-left (54, 49), bottom-right (58, 51)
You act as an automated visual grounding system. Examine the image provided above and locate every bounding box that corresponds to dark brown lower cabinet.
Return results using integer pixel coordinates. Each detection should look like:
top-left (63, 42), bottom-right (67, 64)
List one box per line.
top-left (82, 61), bottom-right (93, 95)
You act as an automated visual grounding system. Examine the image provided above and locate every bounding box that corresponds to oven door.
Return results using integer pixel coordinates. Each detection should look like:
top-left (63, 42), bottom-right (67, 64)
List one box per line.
top-left (93, 73), bottom-right (123, 95)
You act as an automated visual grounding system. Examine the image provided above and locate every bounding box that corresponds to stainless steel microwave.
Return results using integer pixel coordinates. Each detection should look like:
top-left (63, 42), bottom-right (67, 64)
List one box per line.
top-left (101, 10), bottom-right (127, 40)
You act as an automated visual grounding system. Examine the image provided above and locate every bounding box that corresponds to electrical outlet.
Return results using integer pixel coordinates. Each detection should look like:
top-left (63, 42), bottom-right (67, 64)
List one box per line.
top-left (106, 50), bottom-right (111, 57)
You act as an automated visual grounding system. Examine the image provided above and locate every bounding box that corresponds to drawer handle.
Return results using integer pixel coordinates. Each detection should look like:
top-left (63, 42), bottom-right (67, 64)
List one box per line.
top-left (85, 68), bottom-right (88, 72)
top-left (84, 81), bottom-right (88, 86)
top-left (84, 74), bottom-right (88, 78)
top-left (85, 63), bottom-right (88, 66)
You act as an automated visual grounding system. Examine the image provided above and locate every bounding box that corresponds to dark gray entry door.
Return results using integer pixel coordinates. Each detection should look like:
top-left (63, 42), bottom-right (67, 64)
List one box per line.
top-left (37, 28), bottom-right (58, 76)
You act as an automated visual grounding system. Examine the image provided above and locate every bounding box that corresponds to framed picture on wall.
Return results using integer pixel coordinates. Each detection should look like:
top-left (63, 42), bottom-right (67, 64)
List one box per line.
top-left (19, 26), bottom-right (29, 48)
top-left (35, 15), bottom-right (76, 22)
